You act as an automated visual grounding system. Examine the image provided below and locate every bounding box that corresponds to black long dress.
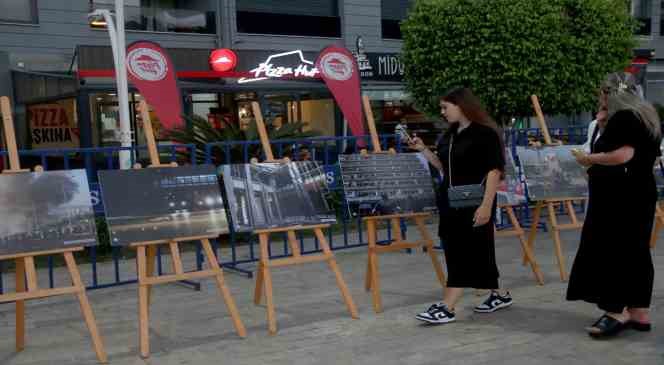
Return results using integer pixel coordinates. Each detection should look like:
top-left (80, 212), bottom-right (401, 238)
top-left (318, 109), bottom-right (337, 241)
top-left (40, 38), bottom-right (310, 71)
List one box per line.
top-left (437, 122), bottom-right (505, 289)
top-left (567, 110), bottom-right (660, 313)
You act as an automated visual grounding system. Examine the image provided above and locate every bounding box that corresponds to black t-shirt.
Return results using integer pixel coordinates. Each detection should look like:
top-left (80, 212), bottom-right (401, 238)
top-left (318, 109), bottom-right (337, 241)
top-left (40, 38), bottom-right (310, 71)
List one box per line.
top-left (436, 122), bottom-right (505, 189)
top-left (589, 109), bottom-right (661, 182)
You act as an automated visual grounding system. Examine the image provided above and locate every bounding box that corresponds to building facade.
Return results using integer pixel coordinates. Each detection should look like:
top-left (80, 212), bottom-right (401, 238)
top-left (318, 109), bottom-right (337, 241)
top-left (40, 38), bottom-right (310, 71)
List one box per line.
top-left (0, 1), bottom-right (660, 153)
top-left (0, 0), bottom-right (437, 153)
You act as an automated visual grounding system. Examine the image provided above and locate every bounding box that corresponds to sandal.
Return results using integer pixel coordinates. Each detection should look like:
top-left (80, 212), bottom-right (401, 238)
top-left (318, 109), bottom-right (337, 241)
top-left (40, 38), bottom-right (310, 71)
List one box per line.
top-left (587, 315), bottom-right (628, 339)
top-left (628, 320), bottom-right (652, 332)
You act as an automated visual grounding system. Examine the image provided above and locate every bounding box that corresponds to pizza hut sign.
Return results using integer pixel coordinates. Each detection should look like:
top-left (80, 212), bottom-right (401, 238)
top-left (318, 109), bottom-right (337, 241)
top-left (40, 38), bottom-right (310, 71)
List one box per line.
top-left (319, 52), bottom-right (354, 81)
top-left (238, 50), bottom-right (320, 83)
top-left (126, 47), bottom-right (168, 81)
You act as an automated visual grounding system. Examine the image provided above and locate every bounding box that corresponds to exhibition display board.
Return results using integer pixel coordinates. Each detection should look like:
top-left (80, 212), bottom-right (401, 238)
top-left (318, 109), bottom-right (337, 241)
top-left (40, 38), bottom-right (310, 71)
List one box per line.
top-left (249, 101), bottom-right (358, 334)
top-left (0, 96), bottom-right (107, 363)
top-left (119, 101), bottom-right (246, 358)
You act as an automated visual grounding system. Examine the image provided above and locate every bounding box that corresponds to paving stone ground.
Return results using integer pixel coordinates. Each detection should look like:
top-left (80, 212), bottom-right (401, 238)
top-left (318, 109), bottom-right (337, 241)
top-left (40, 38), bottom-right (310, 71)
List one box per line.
top-left (0, 222), bottom-right (662, 365)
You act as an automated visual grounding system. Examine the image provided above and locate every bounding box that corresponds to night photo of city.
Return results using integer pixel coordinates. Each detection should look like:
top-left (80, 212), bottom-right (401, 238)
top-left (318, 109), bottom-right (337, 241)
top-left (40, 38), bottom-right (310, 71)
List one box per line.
top-left (99, 165), bottom-right (229, 246)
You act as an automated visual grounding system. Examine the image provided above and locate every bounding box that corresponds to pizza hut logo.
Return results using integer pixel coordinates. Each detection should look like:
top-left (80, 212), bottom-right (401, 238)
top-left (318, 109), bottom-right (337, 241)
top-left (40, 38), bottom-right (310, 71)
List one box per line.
top-left (126, 48), bottom-right (168, 81)
top-left (319, 52), bottom-right (354, 81)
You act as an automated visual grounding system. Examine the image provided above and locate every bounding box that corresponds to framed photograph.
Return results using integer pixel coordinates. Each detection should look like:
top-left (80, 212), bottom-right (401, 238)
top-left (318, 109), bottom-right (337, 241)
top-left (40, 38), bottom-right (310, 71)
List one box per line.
top-left (339, 153), bottom-right (437, 216)
top-left (497, 148), bottom-right (527, 206)
top-left (516, 145), bottom-right (588, 201)
top-left (0, 169), bottom-right (97, 255)
top-left (99, 165), bottom-right (228, 246)
top-left (220, 161), bottom-right (336, 232)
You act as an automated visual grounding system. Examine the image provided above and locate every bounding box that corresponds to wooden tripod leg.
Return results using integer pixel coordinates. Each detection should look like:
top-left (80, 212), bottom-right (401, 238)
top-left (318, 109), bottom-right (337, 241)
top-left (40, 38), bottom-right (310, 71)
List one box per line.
top-left (366, 219), bottom-right (382, 313)
top-left (314, 228), bottom-right (359, 319)
top-left (201, 239), bottom-right (247, 338)
top-left (525, 201), bottom-right (543, 265)
top-left (254, 261), bottom-right (265, 304)
top-left (145, 245), bottom-right (157, 307)
top-left (364, 251), bottom-right (373, 292)
top-left (15, 257), bottom-right (25, 351)
top-left (286, 230), bottom-right (301, 257)
top-left (136, 246), bottom-right (150, 358)
top-left (64, 252), bottom-right (108, 363)
top-left (390, 218), bottom-right (403, 243)
top-left (506, 207), bottom-right (544, 285)
top-left (415, 216), bottom-right (446, 289)
top-left (547, 203), bottom-right (568, 281)
top-left (258, 233), bottom-right (277, 334)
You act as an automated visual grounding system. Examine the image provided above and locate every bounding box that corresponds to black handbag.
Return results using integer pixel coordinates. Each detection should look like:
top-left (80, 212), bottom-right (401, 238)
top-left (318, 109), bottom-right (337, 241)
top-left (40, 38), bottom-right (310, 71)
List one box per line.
top-left (446, 134), bottom-right (486, 209)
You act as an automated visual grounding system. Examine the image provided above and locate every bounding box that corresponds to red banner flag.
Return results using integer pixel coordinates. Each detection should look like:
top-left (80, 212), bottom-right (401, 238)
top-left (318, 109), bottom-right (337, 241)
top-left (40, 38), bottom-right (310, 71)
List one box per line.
top-left (126, 41), bottom-right (183, 130)
top-left (316, 46), bottom-right (366, 146)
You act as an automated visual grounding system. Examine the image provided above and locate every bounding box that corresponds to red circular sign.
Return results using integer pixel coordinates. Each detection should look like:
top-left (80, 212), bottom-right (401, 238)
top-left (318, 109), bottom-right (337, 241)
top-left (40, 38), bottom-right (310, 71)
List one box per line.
top-left (209, 49), bottom-right (237, 72)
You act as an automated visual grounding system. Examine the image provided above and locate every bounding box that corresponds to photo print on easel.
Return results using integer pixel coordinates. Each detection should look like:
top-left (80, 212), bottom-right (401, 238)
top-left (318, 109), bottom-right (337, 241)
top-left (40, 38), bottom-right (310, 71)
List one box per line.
top-left (339, 153), bottom-right (437, 216)
top-left (0, 169), bottom-right (97, 255)
top-left (516, 145), bottom-right (588, 201)
top-left (497, 148), bottom-right (527, 206)
top-left (99, 164), bottom-right (229, 246)
top-left (220, 161), bottom-right (336, 232)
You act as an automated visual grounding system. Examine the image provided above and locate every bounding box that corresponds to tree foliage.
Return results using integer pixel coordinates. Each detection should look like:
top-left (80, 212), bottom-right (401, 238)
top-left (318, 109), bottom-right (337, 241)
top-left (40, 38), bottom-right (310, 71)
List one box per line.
top-left (401, 0), bottom-right (637, 124)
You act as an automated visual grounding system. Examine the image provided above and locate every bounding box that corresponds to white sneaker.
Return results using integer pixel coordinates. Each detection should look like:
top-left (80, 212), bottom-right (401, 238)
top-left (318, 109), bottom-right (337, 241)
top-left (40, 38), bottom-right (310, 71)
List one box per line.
top-left (474, 291), bottom-right (513, 313)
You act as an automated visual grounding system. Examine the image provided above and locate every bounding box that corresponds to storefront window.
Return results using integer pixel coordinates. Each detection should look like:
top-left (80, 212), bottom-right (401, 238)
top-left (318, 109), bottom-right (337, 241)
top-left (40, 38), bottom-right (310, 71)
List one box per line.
top-left (632, 0), bottom-right (652, 36)
top-left (236, 0), bottom-right (341, 37)
top-left (28, 98), bottom-right (79, 149)
top-left (297, 99), bottom-right (335, 136)
top-left (366, 92), bottom-right (441, 147)
top-left (0, 0), bottom-right (38, 24)
top-left (381, 0), bottom-right (413, 39)
top-left (191, 93), bottom-right (220, 121)
top-left (90, 0), bottom-right (216, 34)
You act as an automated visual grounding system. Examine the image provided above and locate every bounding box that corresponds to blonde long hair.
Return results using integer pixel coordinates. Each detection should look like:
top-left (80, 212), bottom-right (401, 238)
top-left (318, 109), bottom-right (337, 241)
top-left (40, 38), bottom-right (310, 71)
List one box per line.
top-left (602, 72), bottom-right (661, 139)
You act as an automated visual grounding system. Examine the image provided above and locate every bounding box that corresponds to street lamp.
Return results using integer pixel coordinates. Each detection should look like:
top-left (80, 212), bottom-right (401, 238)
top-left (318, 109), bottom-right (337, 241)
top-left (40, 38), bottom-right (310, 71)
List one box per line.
top-left (88, 1), bottom-right (132, 169)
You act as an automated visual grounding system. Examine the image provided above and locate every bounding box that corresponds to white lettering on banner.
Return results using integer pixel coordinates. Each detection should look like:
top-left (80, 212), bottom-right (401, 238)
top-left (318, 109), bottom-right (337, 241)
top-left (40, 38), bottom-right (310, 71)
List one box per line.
top-left (238, 50), bottom-right (320, 84)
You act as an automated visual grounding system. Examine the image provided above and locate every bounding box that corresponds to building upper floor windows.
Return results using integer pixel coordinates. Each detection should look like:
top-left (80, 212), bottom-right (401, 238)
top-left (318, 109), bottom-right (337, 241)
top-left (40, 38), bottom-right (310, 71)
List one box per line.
top-left (381, 0), bottom-right (412, 39)
top-left (0, 0), bottom-right (38, 24)
top-left (90, 0), bottom-right (216, 34)
top-left (236, 0), bottom-right (341, 37)
top-left (631, 0), bottom-right (652, 36)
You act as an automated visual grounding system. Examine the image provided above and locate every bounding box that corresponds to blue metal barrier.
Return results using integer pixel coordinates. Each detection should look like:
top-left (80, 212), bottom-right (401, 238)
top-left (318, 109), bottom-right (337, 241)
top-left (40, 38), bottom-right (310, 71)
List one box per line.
top-left (0, 128), bottom-right (590, 292)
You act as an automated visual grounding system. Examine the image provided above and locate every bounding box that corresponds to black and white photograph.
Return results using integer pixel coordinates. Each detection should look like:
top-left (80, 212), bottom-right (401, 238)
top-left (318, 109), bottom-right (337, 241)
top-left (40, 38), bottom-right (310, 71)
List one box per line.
top-left (339, 153), bottom-right (437, 216)
top-left (516, 145), bottom-right (588, 201)
top-left (655, 164), bottom-right (664, 198)
top-left (220, 161), bottom-right (336, 232)
top-left (0, 169), bottom-right (97, 255)
top-left (497, 148), bottom-right (527, 206)
top-left (99, 165), bottom-right (229, 246)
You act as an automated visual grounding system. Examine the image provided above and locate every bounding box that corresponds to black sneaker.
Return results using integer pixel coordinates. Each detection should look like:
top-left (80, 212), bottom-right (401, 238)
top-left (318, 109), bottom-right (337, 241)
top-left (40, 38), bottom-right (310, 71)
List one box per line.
top-left (415, 302), bottom-right (456, 324)
top-left (474, 291), bottom-right (513, 313)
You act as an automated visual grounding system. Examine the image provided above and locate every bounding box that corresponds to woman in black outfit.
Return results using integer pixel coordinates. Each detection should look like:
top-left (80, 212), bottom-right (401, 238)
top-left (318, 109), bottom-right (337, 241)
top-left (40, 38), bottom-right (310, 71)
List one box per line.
top-left (568, 72), bottom-right (661, 338)
top-left (409, 87), bottom-right (511, 324)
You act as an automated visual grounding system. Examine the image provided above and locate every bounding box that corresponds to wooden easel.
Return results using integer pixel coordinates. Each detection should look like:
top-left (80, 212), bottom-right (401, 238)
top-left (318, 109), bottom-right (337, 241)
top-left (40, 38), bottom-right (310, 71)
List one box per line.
top-left (359, 95), bottom-right (446, 313)
top-left (495, 203), bottom-right (544, 285)
top-left (132, 101), bottom-right (246, 358)
top-left (0, 96), bottom-right (108, 363)
top-left (525, 95), bottom-right (586, 281)
top-left (249, 101), bottom-right (358, 334)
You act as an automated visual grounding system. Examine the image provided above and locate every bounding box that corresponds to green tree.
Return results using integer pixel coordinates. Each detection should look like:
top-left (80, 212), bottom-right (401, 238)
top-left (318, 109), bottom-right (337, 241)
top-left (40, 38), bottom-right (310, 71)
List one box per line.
top-left (401, 0), bottom-right (637, 124)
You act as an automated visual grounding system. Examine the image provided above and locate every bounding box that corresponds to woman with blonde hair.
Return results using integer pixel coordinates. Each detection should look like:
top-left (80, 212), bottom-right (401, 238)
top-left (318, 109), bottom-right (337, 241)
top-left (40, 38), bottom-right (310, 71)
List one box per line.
top-left (568, 72), bottom-right (661, 338)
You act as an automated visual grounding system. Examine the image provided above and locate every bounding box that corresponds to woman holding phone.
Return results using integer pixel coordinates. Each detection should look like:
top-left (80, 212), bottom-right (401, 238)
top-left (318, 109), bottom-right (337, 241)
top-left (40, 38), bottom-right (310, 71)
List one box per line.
top-left (409, 87), bottom-right (510, 324)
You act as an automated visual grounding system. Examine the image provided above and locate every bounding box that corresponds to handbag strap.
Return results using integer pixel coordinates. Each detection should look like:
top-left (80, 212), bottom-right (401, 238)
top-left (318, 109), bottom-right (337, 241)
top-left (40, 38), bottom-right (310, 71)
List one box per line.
top-left (448, 132), bottom-right (486, 189)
